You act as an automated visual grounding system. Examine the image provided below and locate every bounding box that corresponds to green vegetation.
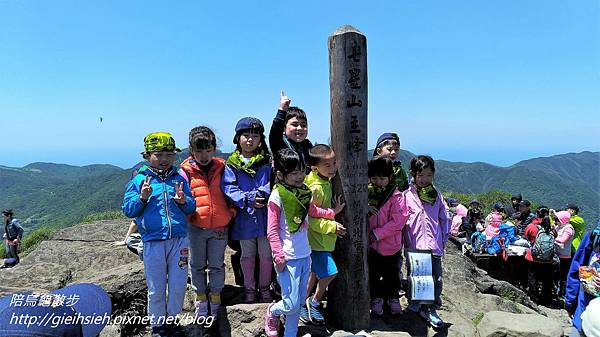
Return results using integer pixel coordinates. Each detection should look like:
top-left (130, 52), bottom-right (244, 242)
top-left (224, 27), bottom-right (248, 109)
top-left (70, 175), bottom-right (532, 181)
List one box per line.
top-left (472, 312), bottom-right (485, 325)
top-left (0, 225), bottom-right (59, 259)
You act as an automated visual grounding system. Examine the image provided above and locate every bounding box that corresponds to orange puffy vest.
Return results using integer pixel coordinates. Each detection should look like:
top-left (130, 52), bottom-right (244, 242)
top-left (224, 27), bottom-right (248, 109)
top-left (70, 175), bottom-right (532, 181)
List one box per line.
top-left (179, 157), bottom-right (235, 229)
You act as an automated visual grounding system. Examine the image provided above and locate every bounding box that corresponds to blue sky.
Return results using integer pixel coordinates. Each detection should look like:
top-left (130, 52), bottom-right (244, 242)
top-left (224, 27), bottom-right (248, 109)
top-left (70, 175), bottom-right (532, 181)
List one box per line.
top-left (1, 0), bottom-right (598, 168)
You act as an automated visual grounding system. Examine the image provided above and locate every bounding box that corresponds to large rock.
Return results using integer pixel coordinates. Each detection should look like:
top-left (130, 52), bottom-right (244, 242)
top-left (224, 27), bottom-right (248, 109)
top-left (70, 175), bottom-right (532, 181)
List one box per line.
top-left (476, 311), bottom-right (564, 337)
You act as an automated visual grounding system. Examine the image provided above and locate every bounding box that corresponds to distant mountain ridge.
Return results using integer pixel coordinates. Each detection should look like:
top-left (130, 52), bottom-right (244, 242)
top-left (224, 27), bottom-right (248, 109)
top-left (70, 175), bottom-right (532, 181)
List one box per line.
top-left (1, 151), bottom-right (597, 232)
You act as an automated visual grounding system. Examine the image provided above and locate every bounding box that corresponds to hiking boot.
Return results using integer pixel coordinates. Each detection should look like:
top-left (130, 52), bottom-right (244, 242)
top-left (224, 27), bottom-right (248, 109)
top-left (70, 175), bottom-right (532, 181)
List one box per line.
top-left (244, 288), bottom-right (257, 303)
top-left (194, 300), bottom-right (209, 318)
top-left (151, 325), bottom-right (168, 337)
top-left (405, 302), bottom-right (420, 313)
top-left (299, 305), bottom-right (310, 323)
top-left (210, 302), bottom-right (220, 319)
top-left (306, 298), bottom-right (325, 324)
top-left (419, 306), bottom-right (444, 328)
top-left (370, 297), bottom-right (384, 316)
top-left (264, 303), bottom-right (281, 337)
top-left (259, 287), bottom-right (273, 303)
top-left (387, 298), bottom-right (402, 315)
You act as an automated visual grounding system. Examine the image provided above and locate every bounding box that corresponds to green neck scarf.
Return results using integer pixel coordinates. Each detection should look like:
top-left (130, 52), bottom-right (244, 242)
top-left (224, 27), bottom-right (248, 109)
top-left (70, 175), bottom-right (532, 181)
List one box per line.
top-left (368, 183), bottom-right (396, 209)
top-left (417, 184), bottom-right (438, 205)
top-left (392, 162), bottom-right (409, 191)
top-left (275, 183), bottom-right (312, 233)
top-left (226, 149), bottom-right (271, 175)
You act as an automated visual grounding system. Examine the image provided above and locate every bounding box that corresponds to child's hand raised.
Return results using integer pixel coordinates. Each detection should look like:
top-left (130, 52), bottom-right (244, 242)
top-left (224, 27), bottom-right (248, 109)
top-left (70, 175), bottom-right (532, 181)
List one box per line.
top-left (335, 222), bottom-right (347, 238)
top-left (332, 195), bottom-right (346, 215)
top-left (279, 90), bottom-right (291, 111)
top-left (173, 182), bottom-right (186, 204)
top-left (140, 176), bottom-right (153, 201)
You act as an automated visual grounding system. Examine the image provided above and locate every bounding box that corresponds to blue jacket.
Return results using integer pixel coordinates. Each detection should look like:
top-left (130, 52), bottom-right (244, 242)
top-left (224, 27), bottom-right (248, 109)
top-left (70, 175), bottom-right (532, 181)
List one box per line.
top-left (4, 219), bottom-right (24, 241)
top-left (122, 166), bottom-right (196, 242)
top-left (221, 163), bottom-right (271, 240)
top-left (565, 230), bottom-right (598, 332)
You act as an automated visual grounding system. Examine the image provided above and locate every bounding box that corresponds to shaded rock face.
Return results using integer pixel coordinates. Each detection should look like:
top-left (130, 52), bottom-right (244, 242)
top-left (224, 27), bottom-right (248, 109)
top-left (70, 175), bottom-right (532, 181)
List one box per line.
top-left (0, 220), bottom-right (572, 337)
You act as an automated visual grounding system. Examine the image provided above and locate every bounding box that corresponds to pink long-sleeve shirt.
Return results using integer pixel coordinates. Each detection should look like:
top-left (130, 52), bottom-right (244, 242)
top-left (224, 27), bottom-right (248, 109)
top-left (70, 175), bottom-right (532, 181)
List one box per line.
top-left (554, 223), bottom-right (575, 258)
top-left (267, 188), bottom-right (335, 264)
top-left (400, 184), bottom-right (450, 257)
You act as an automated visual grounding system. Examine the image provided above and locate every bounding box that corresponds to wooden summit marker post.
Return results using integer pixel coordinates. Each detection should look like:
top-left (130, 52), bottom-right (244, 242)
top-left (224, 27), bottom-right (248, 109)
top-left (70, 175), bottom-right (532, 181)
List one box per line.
top-left (328, 25), bottom-right (369, 330)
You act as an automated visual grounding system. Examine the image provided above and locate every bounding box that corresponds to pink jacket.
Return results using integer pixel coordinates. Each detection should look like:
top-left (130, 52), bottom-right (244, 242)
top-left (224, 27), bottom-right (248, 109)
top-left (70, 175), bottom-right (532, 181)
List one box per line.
top-left (450, 204), bottom-right (468, 236)
top-left (400, 184), bottom-right (450, 257)
top-left (368, 189), bottom-right (406, 256)
top-left (484, 212), bottom-right (503, 240)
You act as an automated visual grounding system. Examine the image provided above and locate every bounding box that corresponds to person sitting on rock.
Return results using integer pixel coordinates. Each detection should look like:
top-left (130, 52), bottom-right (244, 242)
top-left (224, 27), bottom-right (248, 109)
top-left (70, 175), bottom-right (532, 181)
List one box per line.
top-left (505, 193), bottom-right (522, 218)
top-left (565, 220), bottom-right (600, 337)
top-left (514, 200), bottom-right (535, 235)
top-left (122, 132), bottom-right (196, 337)
top-left (2, 209), bottom-right (23, 268)
top-left (461, 199), bottom-right (484, 238)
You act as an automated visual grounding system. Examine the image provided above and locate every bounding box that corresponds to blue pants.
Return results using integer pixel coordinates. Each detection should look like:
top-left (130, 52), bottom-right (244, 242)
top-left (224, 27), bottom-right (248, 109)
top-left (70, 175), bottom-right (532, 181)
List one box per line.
top-left (188, 226), bottom-right (228, 294)
top-left (143, 237), bottom-right (189, 327)
top-left (271, 257), bottom-right (310, 337)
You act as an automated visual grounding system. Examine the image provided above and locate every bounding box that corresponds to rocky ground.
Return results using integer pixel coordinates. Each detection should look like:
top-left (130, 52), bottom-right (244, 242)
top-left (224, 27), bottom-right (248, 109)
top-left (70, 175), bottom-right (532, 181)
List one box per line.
top-left (0, 220), bottom-right (572, 337)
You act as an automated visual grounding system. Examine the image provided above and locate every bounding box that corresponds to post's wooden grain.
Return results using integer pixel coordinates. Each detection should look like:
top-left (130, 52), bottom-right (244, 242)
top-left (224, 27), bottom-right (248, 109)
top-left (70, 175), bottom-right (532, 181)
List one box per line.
top-left (328, 25), bottom-right (370, 330)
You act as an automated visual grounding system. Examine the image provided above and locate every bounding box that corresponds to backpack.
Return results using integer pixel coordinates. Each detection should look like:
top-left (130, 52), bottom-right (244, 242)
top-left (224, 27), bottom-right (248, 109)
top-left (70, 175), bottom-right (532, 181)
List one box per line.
top-left (498, 223), bottom-right (518, 244)
top-left (531, 226), bottom-right (556, 261)
top-left (471, 232), bottom-right (487, 254)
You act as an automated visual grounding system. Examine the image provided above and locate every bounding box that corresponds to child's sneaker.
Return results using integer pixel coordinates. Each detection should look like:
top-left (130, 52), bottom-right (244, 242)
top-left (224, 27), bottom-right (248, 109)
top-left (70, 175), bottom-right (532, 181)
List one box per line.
top-left (151, 325), bottom-right (168, 337)
top-left (194, 300), bottom-right (209, 318)
top-left (264, 303), bottom-right (281, 337)
top-left (370, 297), bottom-right (384, 316)
top-left (387, 298), bottom-right (402, 315)
top-left (299, 305), bottom-right (310, 323)
top-left (244, 288), bottom-right (257, 303)
top-left (405, 302), bottom-right (420, 313)
top-left (419, 306), bottom-right (444, 328)
top-left (306, 298), bottom-right (325, 324)
top-left (259, 287), bottom-right (273, 303)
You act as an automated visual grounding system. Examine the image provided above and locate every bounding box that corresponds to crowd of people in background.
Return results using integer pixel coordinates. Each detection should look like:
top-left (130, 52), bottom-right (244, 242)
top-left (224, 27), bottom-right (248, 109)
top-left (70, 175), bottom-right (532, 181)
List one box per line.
top-left (448, 193), bottom-right (600, 337)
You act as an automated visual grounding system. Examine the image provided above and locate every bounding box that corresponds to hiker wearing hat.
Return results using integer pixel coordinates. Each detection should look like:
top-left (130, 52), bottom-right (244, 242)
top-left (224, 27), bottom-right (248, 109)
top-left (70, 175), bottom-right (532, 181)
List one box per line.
top-left (373, 132), bottom-right (409, 192)
top-left (515, 200), bottom-right (535, 235)
top-left (222, 117), bottom-right (273, 304)
top-left (460, 199), bottom-right (484, 238)
top-left (566, 204), bottom-right (587, 254)
top-left (2, 209), bottom-right (23, 268)
top-left (505, 193), bottom-right (522, 218)
top-left (565, 220), bottom-right (600, 337)
top-left (122, 132), bottom-right (196, 337)
top-left (552, 209), bottom-right (574, 298)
